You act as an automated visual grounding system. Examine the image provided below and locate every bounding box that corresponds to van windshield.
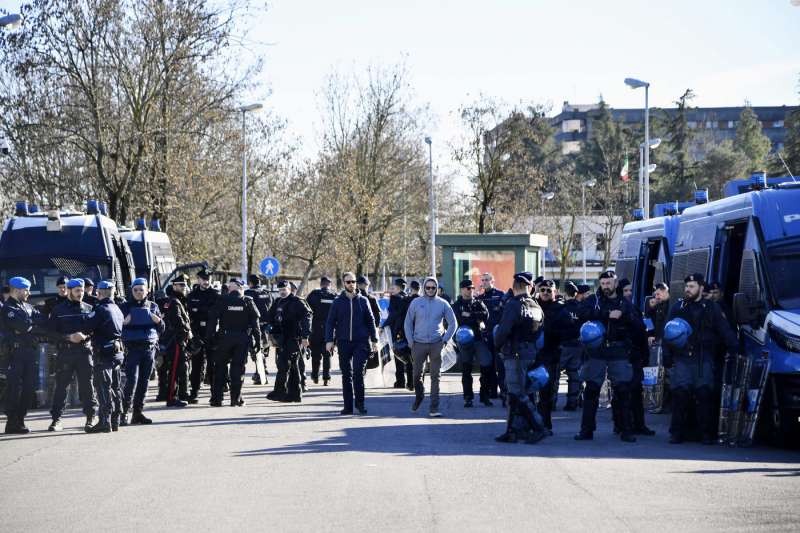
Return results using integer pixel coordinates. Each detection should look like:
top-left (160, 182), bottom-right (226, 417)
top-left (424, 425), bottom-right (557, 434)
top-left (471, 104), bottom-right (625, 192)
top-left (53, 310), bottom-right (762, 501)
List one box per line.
top-left (767, 240), bottom-right (800, 310)
top-left (0, 260), bottom-right (111, 296)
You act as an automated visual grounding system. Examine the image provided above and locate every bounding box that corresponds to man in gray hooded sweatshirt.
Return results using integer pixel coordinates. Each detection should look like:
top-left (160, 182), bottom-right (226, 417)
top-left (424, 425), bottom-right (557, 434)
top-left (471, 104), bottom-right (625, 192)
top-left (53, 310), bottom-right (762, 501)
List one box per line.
top-left (403, 277), bottom-right (457, 417)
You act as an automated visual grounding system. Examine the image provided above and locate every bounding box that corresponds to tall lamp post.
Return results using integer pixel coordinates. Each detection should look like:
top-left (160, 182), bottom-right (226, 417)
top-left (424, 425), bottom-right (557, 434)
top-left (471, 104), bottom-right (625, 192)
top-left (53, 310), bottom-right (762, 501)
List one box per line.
top-left (425, 136), bottom-right (435, 277)
top-left (625, 77), bottom-right (651, 218)
top-left (540, 191), bottom-right (554, 277)
top-left (638, 138), bottom-right (661, 212)
top-left (581, 179), bottom-right (597, 283)
top-left (239, 102), bottom-right (263, 280)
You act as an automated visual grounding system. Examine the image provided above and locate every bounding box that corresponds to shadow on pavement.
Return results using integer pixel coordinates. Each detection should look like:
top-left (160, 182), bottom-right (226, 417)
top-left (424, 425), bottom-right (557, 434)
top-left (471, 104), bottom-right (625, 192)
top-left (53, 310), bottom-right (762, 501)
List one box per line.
top-left (676, 467), bottom-right (800, 476)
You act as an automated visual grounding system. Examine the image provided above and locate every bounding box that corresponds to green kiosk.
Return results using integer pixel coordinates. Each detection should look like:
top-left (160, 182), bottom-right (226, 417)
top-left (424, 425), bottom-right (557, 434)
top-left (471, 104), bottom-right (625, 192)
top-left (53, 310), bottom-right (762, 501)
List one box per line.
top-left (436, 233), bottom-right (548, 298)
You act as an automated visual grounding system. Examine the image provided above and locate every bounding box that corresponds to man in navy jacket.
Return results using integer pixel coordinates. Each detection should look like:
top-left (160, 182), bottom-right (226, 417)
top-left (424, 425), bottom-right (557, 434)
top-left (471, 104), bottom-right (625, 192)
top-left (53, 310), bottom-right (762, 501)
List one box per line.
top-left (325, 272), bottom-right (377, 415)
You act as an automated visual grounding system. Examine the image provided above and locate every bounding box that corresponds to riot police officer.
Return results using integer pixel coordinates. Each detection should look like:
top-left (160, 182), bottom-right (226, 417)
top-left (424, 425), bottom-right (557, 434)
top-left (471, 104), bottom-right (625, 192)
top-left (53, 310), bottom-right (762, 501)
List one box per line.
top-left (477, 272), bottom-right (506, 403)
top-left (664, 274), bottom-right (739, 444)
top-left (574, 271), bottom-right (645, 443)
top-left (306, 276), bottom-right (337, 385)
top-left (206, 279), bottom-right (261, 407)
top-left (41, 275), bottom-right (70, 317)
top-left (558, 282), bottom-right (584, 411)
top-left (186, 269), bottom-right (220, 400)
top-left (386, 278), bottom-right (412, 389)
top-left (120, 278), bottom-right (165, 425)
top-left (493, 272), bottom-right (546, 444)
top-left (48, 278), bottom-right (98, 432)
top-left (535, 279), bottom-right (572, 431)
top-left (83, 278), bottom-right (99, 307)
top-left (451, 279), bottom-right (492, 407)
top-left (81, 281), bottom-right (125, 433)
top-left (245, 274), bottom-right (273, 385)
top-left (2, 277), bottom-right (46, 434)
top-left (266, 280), bottom-right (312, 402)
top-left (160, 274), bottom-right (193, 407)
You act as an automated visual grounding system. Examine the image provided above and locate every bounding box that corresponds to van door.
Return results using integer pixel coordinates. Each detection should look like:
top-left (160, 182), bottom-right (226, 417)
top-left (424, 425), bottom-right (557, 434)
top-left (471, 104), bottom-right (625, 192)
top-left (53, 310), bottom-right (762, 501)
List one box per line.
top-left (715, 219), bottom-right (749, 310)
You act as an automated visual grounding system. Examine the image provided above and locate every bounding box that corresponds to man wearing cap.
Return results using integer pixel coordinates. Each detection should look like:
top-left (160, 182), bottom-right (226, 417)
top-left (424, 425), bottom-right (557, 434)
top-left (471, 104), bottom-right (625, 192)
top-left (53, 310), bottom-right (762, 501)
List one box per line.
top-left (266, 280), bottom-right (312, 402)
top-left (663, 273), bottom-right (739, 444)
top-left (306, 276), bottom-right (337, 386)
top-left (577, 284), bottom-right (591, 302)
top-left (386, 278), bottom-right (412, 389)
top-left (83, 278), bottom-right (98, 307)
top-left (42, 275), bottom-right (70, 317)
top-left (403, 277), bottom-right (457, 417)
top-left (2, 277), bottom-right (47, 433)
top-left (325, 272), bottom-right (378, 415)
top-left (206, 279), bottom-right (261, 407)
top-left (289, 281), bottom-right (311, 391)
top-left (477, 272), bottom-right (507, 404)
top-left (160, 274), bottom-right (193, 407)
top-left (493, 272), bottom-right (547, 444)
top-left (80, 281), bottom-right (125, 432)
top-left (558, 282), bottom-right (585, 411)
top-left (451, 279), bottom-right (492, 408)
top-left (47, 278), bottom-right (98, 431)
top-left (574, 270), bottom-right (646, 443)
top-left (187, 269), bottom-right (220, 399)
top-left (535, 279), bottom-right (572, 431)
top-left (120, 278), bottom-right (165, 425)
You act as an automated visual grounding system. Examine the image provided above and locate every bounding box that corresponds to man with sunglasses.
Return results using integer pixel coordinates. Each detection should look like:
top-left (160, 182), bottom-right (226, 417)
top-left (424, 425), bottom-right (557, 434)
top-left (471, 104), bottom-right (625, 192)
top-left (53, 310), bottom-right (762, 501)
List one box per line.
top-left (477, 272), bottom-right (506, 404)
top-left (451, 279), bottom-right (492, 407)
top-left (120, 278), bottom-right (165, 425)
top-left (403, 277), bottom-right (457, 417)
top-left (535, 279), bottom-right (572, 432)
top-left (325, 272), bottom-right (378, 415)
top-left (558, 282), bottom-right (585, 411)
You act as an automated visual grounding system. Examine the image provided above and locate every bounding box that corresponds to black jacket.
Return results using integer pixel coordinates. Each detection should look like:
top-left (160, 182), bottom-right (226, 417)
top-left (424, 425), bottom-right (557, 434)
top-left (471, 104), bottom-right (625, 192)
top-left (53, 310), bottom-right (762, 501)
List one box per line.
top-left (494, 294), bottom-right (544, 357)
top-left (307, 287), bottom-right (338, 341)
top-left (359, 288), bottom-right (382, 328)
top-left (206, 292), bottom-right (261, 346)
top-left (267, 294), bottom-right (312, 341)
top-left (664, 298), bottom-right (739, 361)
top-left (451, 297), bottom-right (489, 337)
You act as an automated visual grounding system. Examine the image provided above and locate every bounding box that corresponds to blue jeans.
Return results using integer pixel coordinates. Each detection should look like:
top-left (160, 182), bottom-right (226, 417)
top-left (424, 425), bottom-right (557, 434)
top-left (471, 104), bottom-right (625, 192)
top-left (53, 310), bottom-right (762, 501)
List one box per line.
top-left (124, 343), bottom-right (156, 411)
top-left (337, 339), bottom-right (370, 411)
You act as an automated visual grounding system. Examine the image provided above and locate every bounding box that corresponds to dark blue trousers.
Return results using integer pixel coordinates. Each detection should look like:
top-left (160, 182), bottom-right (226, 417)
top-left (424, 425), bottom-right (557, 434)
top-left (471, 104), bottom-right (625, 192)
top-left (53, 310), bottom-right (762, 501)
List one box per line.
top-left (4, 347), bottom-right (37, 423)
top-left (95, 354), bottom-right (123, 424)
top-left (337, 339), bottom-right (370, 411)
top-left (50, 350), bottom-right (97, 419)
top-left (123, 343), bottom-right (156, 411)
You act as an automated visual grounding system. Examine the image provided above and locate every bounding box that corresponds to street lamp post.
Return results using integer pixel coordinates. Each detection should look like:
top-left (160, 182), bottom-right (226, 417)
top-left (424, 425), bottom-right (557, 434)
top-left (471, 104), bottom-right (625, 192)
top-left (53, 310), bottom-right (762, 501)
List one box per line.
top-left (425, 136), bottom-right (435, 277)
top-left (581, 179), bottom-right (597, 283)
top-left (625, 77), bottom-right (650, 218)
top-left (239, 102), bottom-right (263, 280)
top-left (540, 192), bottom-right (554, 277)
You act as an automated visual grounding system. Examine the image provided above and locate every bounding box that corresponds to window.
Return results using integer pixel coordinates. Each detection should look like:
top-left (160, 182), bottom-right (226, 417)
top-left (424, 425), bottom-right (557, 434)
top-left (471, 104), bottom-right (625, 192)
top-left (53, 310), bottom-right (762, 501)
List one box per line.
top-left (728, 120), bottom-right (736, 128)
top-left (706, 121), bottom-right (714, 129)
top-left (774, 120), bottom-right (784, 128)
top-left (571, 233), bottom-right (583, 252)
top-left (719, 121), bottom-right (728, 129)
top-left (596, 234), bottom-right (608, 252)
top-left (688, 121), bottom-right (697, 129)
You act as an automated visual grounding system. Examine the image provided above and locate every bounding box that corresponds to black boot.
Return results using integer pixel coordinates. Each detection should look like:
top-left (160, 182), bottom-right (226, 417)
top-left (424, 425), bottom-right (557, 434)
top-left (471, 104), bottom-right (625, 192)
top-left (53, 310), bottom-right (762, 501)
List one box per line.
top-left (84, 414), bottom-right (95, 432)
top-left (120, 410), bottom-right (130, 427)
top-left (613, 384), bottom-right (637, 443)
top-left (111, 413), bottom-right (120, 432)
top-left (86, 419), bottom-right (111, 433)
top-left (131, 409), bottom-right (152, 425)
top-left (577, 382), bottom-right (600, 439)
top-left (517, 400), bottom-right (547, 444)
top-left (669, 388), bottom-right (689, 444)
top-left (495, 398), bottom-right (518, 443)
top-left (696, 386), bottom-right (716, 444)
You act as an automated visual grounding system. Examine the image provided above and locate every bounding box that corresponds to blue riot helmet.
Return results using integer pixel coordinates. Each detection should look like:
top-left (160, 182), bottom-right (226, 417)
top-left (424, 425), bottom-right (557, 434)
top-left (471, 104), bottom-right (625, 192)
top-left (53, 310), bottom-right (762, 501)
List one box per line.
top-left (455, 325), bottom-right (475, 346)
top-left (580, 321), bottom-right (606, 349)
top-left (526, 365), bottom-right (550, 394)
top-left (663, 318), bottom-right (692, 348)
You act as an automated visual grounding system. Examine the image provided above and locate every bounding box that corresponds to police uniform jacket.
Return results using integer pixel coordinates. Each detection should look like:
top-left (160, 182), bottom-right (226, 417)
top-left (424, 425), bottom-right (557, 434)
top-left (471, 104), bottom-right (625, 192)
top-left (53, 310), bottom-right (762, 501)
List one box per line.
top-left (82, 298), bottom-right (124, 358)
top-left (244, 286), bottom-right (272, 324)
top-left (645, 299), bottom-right (671, 340)
top-left (580, 292), bottom-right (647, 349)
top-left (664, 298), bottom-right (739, 362)
top-left (206, 292), bottom-right (261, 345)
top-left (451, 297), bottom-right (489, 338)
top-left (386, 293), bottom-right (408, 340)
top-left (161, 293), bottom-right (192, 347)
top-left (266, 294), bottom-right (312, 342)
top-left (1, 296), bottom-right (45, 350)
top-left (493, 294), bottom-right (543, 357)
top-left (561, 298), bottom-right (584, 344)
top-left (187, 286), bottom-right (220, 333)
top-left (477, 287), bottom-right (505, 330)
top-left (306, 287), bottom-right (337, 342)
top-left (538, 299), bottom-right (572, 364)
top-left (359, 288), bottom-right (382, 328)
top-left (49, 299), bottom-right (94, 352)
top-left (120, 298), bottom-right (165, 345)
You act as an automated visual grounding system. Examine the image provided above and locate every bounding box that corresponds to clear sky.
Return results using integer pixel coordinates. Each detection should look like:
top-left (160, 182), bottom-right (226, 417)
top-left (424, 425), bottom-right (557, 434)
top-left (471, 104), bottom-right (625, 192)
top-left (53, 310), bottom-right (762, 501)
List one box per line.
top-left (4, 0), bottom-right (800, 175)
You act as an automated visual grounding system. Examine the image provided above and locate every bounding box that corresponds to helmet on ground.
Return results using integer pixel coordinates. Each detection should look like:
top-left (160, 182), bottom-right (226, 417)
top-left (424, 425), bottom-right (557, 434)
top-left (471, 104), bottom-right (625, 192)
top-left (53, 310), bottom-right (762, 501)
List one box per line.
top-left (663, 318), bottom-right (692, 348)
top-left (580, 321), bottom-right (606, 349)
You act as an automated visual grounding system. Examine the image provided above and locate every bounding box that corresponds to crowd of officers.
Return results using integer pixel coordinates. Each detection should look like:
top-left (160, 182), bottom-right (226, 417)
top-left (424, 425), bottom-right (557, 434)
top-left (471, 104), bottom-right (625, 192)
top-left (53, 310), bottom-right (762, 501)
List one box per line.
top-left (2, 265), bottom-right (739, 447)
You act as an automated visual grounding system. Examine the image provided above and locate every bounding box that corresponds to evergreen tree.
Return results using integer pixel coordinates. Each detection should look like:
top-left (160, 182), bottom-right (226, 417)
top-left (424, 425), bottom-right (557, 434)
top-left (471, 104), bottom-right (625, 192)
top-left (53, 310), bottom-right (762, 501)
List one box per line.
top-left (654, 89), bottom-right (695, 203)
top-left (734, 105), bottom-right (771, 172)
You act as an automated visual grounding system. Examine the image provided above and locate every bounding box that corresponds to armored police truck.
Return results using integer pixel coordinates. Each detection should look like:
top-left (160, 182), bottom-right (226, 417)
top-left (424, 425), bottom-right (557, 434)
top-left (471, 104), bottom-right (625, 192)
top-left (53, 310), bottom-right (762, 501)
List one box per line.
top-left (668, 177), bottom-right (800, 444)
top-left (0, 200), bottom-right (136, 304)
top-left (120, 218), bottom-right (177, 293)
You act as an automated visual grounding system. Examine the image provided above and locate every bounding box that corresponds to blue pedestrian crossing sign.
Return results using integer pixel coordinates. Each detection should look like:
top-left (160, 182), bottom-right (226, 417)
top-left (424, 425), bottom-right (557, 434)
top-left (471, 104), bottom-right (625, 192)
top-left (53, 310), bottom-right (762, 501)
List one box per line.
top-left (259, 257), bottom-right (280, 278)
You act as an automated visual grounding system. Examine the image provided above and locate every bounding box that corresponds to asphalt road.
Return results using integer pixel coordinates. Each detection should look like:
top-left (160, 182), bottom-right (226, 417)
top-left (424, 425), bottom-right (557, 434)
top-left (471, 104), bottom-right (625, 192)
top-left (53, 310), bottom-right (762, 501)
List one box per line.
top-left (1, 359), bottom-right (799, 532)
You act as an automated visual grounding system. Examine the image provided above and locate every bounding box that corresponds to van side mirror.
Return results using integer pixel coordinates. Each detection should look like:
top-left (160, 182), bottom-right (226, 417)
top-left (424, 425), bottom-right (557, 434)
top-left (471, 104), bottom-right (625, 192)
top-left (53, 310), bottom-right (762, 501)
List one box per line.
top-left (733, 292), bottom-right (763, 326)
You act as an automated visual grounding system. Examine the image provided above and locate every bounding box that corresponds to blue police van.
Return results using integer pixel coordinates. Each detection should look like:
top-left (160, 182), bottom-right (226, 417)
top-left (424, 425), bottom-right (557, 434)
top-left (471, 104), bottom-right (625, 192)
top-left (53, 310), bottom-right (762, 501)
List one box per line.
top-left (120, 218), bottom-right (178, 293)
top-left (0, 200), bottom-right (136, 303)
top-left (673, 179), bottom-right (800, 442)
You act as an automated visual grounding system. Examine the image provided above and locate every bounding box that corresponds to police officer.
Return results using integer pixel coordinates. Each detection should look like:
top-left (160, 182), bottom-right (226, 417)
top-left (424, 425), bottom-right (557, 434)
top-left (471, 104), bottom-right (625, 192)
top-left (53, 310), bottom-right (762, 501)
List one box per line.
top-left (41, 275), bottom-right (70, 317)
top-left (558, 282), bottom-right (584, 411)
top-left (386, 278), bottom-right (412, 389)
top-left (664, 274), bottom-right (739, 444)
top-left (477, 272), bottom-right (506, 403)
top-left (451, 279), bottom-right (492, 407)
top-left (357, 276), bottom-right (382, 330)
top-left (81, 280), bottom-right (125, 433)
top-left (48, 278), bottom-right (98, 432)
top-left (83, 278), bottom-right (98, 307)
top-left (265, 280), bottom-right (312, 402)
top-left (493, 272), bottom-right (546, 444)
top-left (306, 276), bottom-right (337, 385)
top-left (244, 274), bottom-right (272, 385)
top-left (2, 277), bottom-right (46, 434)
top-left (206, 279), bottom-right (261, 407)
top-left (160, 274), bottom-right (193, 407)
top-left (289, 281), bottom-right (310, 390)
top-left (186, 269), bottom-right (220, 400)
top-left (574, 271), bottom-right (645, 443)
top-left (535, 279), bottom-right (572, 431)
top-left (120, 278), bottom-right (165, 425)
top-left (645, 282), bottom-right (672, 413)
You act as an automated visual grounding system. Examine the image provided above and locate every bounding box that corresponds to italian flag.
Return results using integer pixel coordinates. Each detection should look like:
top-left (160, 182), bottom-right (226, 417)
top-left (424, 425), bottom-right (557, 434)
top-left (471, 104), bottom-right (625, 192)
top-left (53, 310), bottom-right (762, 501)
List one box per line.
top-left (620, 155), bottom-right (629, 182)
